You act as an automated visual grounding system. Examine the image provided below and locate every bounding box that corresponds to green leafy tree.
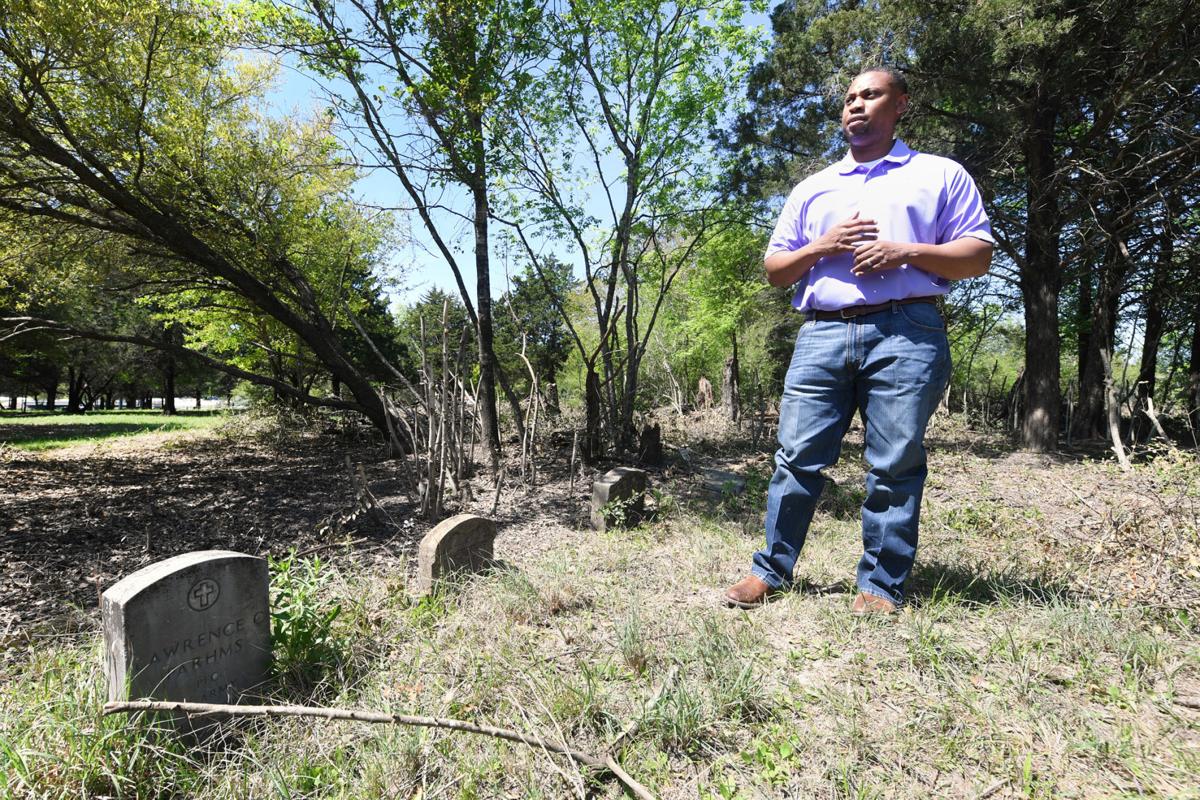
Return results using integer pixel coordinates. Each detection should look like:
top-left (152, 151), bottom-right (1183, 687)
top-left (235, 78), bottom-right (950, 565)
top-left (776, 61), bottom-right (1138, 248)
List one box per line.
top-left (494, 257), bottom-right (574, 400)
top-left (395, 288), bottom-right (476, 387)
top-left (0, 0), bottom-right (407, 438)
top-left (499, 0), bottom-right (766, 457)
top-left (725, 0), bottom-right (1200, 451)
top-left (263, 0), bottom-right (549, 471)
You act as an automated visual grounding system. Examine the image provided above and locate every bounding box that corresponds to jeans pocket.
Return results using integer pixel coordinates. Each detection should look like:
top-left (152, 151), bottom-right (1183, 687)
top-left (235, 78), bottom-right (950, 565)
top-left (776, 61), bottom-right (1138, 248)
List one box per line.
top-left (899, 302), bottom-right (946, 332)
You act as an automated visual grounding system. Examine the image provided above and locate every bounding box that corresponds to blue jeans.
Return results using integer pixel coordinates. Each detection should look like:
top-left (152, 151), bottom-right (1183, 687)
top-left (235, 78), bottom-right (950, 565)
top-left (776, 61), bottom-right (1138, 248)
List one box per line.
top-left (750, 301), bottom-right (951, 605)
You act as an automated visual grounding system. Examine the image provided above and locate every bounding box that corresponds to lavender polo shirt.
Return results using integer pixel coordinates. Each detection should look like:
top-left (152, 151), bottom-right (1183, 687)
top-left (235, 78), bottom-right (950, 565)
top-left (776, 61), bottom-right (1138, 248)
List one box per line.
top-left (766, 139), bottom-right (993, 312)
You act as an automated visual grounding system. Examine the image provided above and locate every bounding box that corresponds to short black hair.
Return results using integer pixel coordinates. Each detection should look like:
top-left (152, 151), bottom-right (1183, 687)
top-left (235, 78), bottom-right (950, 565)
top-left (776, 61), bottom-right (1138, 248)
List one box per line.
top-left (853, 65), bottom-right (909, 95)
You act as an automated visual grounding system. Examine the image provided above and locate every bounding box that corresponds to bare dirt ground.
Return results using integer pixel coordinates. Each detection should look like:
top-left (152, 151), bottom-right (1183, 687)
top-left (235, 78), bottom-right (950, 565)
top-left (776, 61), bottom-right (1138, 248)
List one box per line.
top-left (4, 412), bottom-right (1195, 642)
top-left (3, 412), bottom-right (1197, 637)
top-left (0, 424), bottom-right (395, 640)
top-left (0, 415), bottom-right (628, 641)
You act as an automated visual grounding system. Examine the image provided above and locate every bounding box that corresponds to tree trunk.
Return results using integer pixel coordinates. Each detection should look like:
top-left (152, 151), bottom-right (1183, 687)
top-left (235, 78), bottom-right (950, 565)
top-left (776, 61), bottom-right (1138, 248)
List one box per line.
top-left (162, 349), bottom-right (177, 415)
top-left (1189, 303), bottom-right (1200, 434)
top-left (619, 341), bottom-right (640, 454)
top-left (1134, 265), bottom-right (1168, 442)
top-left (723, 331), bottom-right (740, 422)
top-left (583, 366), bottom-right (601, 465)
top-left (470, 172), bottom-right (502, 473)
top-left (1074, 246), bottom-right (1117, 440)
top-left (6, 394), bottom-right (16, 410)
top-left (1135, 194), bottom-right (1178, 440)
top-left (1018, 100), bottom-right (1062, 452)
top-left (496, 365), bottom-right (527, 443)
top-left (1077, 263), bottom-right (1092, 393)
top-left (619, 261), bottom-right (640, 454)
top-left (1100, 342), bottom-right (1131, 469)
top-left (44, 369), bottom-right (58, 412)
top-left (66, 364), bottom-right (84, 414)
top-left (194, 385), bottom-right (202, 410)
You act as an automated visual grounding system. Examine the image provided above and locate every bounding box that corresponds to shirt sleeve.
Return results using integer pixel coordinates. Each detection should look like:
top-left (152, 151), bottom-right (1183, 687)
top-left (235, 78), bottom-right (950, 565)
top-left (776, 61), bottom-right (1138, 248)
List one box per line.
top-left (764, 184), bottom-right (809, 257)
top-left (936, 164), bottom-right (994, 245)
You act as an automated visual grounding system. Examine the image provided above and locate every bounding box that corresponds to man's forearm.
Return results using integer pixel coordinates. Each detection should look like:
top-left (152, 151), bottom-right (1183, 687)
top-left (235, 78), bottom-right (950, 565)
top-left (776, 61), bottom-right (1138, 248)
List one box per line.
top-left (900, 238), bottom-right (992, 280)
top-left (764, 243), bottom-right (830, 287)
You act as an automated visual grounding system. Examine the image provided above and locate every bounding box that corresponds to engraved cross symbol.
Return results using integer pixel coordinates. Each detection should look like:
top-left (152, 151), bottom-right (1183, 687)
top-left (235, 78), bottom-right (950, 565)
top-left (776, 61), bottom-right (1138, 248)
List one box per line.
top-left (188, 579), bottom-right (219, 611)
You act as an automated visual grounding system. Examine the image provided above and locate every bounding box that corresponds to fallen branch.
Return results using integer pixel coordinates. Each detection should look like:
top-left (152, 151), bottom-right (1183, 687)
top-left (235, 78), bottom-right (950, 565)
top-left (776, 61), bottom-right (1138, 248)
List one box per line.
top-left (286, 538), bottom-right (368, 560)
top-left (103, 699), bottom-right (655, 798)
top-left (104, 700), bottom-right (601, 767)
top-left (608, 665), bottom-right (679, 752)
top-left (604, 755), bottom-right (655, 800)
top-left (975, 778), bottom-right (1008, 799)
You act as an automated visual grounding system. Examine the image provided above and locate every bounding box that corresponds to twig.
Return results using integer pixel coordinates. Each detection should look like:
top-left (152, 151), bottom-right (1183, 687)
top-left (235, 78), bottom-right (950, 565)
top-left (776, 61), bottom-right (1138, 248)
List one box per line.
top-left (604, 755), bottom-right (655, 800)
top-left (490, 466), bottom-right (505, 516)
top-left (288, 538), bottom-right (368, 560)
top-left (105, 700), bottom-right (603, 768)
top-left (351, 460), bottom-right (398, 528)
top-left (1064, 482), bottom-right (1106, 519)
top-left (568, 431), bottom-right (578, 496)
top-left (975, 778), bottom-right (1008, 799)
top-left (607, 665), bottom-right (679, 751)
top-left (1173, 695), bottom-right (1200, 710)
top-left (105, 699), bottom-right (658, 799)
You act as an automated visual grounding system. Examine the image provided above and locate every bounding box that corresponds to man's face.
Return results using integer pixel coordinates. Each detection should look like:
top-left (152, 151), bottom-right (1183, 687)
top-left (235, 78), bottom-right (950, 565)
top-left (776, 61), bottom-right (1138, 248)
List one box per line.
top-left (841, 71), bottom-right (908, 148)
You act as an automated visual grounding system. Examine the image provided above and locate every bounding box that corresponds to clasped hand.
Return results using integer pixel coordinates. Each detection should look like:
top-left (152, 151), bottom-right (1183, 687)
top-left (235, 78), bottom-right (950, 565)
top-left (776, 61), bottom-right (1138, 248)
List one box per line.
top-left (816, 212), bottom-right (907, 277)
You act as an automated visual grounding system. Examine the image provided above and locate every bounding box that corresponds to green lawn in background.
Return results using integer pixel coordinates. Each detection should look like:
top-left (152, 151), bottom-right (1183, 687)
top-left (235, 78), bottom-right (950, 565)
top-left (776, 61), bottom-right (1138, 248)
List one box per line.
top-left (0, 409), bottom-right (229, 451)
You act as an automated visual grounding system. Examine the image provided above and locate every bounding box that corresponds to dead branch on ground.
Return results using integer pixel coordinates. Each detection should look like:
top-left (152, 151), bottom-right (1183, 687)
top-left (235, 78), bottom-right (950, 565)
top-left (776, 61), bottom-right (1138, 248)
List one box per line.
top-left (103, 700), bottom-right (656, 799)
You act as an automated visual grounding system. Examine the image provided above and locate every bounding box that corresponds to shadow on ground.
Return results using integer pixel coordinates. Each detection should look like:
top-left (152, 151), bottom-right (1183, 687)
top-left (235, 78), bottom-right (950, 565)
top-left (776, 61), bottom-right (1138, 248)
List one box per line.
top-left (0, 421), bottom-right (196, 446)
top-left (0, 433), bottom-right (414, 636)
top-left (906, 557), bottom-right (1075, 607)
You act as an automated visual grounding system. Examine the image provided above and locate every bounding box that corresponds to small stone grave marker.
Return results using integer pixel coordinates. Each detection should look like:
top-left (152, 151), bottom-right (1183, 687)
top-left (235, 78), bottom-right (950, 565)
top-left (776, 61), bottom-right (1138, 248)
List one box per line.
top-left (102, 550), bottom-right (271, 710)
top-left (417, 514), bottom-right (497, 594)
top-left (699, 468), bottom-right (747, 497)
top-left (590, 467), bottom-right (648, 531)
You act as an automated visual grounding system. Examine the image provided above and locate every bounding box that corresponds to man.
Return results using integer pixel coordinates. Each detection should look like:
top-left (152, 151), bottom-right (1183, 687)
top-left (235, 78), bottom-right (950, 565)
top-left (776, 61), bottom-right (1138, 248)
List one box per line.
top-left (724, 66), bottom-right (993, 614)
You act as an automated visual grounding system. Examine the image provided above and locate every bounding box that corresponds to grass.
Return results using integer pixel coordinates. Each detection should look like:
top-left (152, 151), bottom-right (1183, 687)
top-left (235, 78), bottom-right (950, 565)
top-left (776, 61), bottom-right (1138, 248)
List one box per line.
top-left (2, 417), bottom-right (1198, 798)
top-left (0, 409), bottom-right (228, 451)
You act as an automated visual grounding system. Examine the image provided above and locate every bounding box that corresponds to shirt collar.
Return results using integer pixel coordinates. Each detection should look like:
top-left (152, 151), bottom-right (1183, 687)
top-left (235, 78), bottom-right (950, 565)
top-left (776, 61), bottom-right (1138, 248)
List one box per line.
top-left (836, 139), bottom-right (916, 174)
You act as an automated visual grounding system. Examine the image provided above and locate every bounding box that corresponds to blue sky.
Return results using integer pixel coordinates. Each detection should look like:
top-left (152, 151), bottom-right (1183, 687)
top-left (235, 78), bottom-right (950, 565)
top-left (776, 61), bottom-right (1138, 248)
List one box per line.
top-left (261, 4), bottom-right (773, 311)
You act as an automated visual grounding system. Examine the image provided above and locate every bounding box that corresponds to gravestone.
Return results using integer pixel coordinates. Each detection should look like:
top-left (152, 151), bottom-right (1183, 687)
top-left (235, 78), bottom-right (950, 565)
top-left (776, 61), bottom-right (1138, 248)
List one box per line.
top-left (700, 468), bottom-right (747, 497)
top-left (102, 550), bottom-right (271, 708)
top-left (637, 423), bottom-right (663, 468)
top-left (590, 467), bottom-right (648, 531)
top-left (417, 514), bottom-right (497, 594)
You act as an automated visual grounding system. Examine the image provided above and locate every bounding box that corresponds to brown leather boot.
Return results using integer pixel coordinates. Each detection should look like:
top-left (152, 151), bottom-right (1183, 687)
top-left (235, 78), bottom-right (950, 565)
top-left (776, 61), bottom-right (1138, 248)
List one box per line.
top-left (723, 575), bottom-right (777, 609)
top-left (851, 591), bottom-right (897, 616)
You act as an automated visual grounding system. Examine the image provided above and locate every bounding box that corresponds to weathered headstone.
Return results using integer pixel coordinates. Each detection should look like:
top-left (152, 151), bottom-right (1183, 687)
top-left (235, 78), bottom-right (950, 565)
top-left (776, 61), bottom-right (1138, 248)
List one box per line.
top-left (637, 423), bottom-right (663, 468)
top-left (700, 468), bottom-right (747, 497)
top-left (417, 514), bottom-right (497, 594)
top-left (590, 467), bottom-right (648, 531)
top-left (102, 550), bottom-right (271, 708)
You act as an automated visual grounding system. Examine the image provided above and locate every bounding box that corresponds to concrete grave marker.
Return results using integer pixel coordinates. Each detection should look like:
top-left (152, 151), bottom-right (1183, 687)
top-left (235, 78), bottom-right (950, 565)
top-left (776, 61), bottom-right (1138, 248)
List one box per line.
top-left (700, 468), bottom-right (747, 497)
top-left (590, 467), bottom-right (648, 531)
top-left (417, 514), bottom-right (497, 594)
top-left (102, 550), bottom-right (271, 707)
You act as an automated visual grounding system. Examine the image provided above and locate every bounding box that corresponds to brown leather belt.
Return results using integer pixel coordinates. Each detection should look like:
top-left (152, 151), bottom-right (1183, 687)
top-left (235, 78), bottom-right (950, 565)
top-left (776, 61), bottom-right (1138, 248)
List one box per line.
top-left (804, 296), bottom-right (939, 321)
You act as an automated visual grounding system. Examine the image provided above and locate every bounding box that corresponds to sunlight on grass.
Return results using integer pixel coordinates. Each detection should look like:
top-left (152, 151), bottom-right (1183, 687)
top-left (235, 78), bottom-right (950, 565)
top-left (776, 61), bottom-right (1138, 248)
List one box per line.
top-left (0, 409), bottom-right (230, 451)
